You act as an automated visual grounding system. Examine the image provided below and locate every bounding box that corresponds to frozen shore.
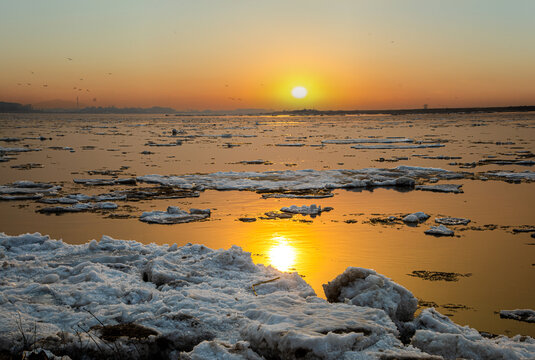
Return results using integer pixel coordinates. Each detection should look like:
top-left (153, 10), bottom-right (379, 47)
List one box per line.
top-left (0, 233), bottom-right (534, 360)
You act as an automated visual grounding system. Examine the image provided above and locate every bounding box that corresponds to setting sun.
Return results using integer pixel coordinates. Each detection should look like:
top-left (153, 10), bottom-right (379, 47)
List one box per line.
top-left (291, 86), bottom-right (308, 99)
top-left (268, 236), bottom-right (297, 272)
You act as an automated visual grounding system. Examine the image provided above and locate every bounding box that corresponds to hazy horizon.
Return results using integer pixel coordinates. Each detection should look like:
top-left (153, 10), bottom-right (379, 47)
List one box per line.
top-left (1, 1), bottom-right (534, 111)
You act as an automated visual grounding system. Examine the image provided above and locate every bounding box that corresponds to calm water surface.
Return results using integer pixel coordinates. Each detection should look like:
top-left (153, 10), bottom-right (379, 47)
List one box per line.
top-left (1, 112), bottom-right (534, 337)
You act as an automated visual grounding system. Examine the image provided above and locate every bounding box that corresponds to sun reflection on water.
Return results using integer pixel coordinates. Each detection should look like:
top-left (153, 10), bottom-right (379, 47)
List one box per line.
top-left (267, 236), bottom-right (297, 272)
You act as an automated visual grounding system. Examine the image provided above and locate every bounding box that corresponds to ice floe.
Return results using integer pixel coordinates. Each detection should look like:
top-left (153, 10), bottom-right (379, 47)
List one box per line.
top-left (280, 204), bottom-right (333, 216)
top-left (499, 309), bottom-right (535, 323)
top-left (139, 206), bottom-right (210, 224)
top-left (424, 225), bottom-right (455, 236)
top-left (435, 217), bottom-right (471, 226)
top-left (351, 144), bottom-right (445, 150)
top-left (0, 146), bottom-right (42, 153)
top-left (73, 178), bottom-right (137, 186)
top-left (275, 142), bottom-right (305, 147)
top-left (483, 171), bottom-right (535, 181)
top-left (403, 212), bottom-right (430, 223)
top-left (416, 184), bottom-right (463, 193)
top-left (37, 202), bottom-right (118, 214)
top-left (0, 233), bottom-right (533, 359)
top-left (322, 138), bottom-right (414, 144)
top-left (0, 181), bottom-right (61, 200)
top-left (136, 167), bottom-right (464, 193)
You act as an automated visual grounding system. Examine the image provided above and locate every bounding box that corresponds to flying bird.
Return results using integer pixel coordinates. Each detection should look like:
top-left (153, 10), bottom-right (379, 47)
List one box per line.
top-left (42, 84), bottom-right (48, 87)
top-left (66, 57), bottom-right (73, 61)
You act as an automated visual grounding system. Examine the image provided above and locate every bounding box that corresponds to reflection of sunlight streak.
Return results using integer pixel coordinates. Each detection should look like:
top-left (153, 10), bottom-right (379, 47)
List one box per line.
top-left (268, 236), bottom-right (296, 272)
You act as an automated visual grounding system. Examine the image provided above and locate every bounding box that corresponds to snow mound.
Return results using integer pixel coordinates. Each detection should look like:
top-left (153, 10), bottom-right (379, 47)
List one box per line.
top-left (139, 206), bottom-right (210, 224)
top-left (322, 267), bottom-right (418, 325)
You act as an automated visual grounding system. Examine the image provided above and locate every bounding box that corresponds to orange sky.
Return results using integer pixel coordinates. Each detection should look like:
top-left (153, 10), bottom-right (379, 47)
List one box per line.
top-left (1, 1), bottom-right (534, 110)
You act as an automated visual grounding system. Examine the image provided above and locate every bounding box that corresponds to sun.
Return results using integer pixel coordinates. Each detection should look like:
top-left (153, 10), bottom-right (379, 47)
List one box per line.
top-left (291, 86), bottom-right (307, 99)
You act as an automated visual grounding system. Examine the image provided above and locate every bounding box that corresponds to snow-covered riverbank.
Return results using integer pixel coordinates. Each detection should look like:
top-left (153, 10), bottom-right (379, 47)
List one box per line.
top-left (1, 233), bottom-right (533, 359)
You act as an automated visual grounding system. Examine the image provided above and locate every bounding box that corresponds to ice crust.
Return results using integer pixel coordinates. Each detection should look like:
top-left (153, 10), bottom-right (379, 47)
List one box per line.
top-left (139, 206), bottom-right (210, 224)
top-left (0, 233), bottom-right (533, 359)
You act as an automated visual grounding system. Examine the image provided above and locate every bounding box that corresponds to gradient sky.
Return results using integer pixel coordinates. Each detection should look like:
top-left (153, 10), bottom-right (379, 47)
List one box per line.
top-left (1, 0), bottom-right (534, 110)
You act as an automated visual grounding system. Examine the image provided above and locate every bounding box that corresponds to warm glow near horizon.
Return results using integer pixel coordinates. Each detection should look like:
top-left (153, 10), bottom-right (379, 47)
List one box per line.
top-left (1, 1), bottom-right (534, 110)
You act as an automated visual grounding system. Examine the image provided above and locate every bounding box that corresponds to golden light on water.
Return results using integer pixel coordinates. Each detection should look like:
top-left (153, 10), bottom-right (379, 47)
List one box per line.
top-left (267, 236), bottom-right (297, 272)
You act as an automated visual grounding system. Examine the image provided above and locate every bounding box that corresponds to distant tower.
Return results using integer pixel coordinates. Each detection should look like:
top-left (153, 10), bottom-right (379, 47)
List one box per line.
top-left (423, 104), bottom-right (428, 110)
top-left (76, 96), bottom-right (79, 109)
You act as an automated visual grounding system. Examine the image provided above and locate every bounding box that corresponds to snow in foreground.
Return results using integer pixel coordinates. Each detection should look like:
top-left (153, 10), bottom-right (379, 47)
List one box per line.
top-left (0, 233), bottom-right (533, 360)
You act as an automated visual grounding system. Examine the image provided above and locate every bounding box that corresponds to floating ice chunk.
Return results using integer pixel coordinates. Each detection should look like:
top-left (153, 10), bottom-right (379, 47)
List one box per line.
top-left (435, 217), bottom-right (471, 226)
top-left (351, 144), bottom-right (445, 150)
top-left (94, 202), bottom-right (118, 209)
top-left (275, 142), bottom-right (305, 147)
top-left (322, 138), bottom-right (414, 144)
top-left (37, 202), bottom-right (117, 214)
top-left (238, 159), bottom-right (272, 165)
top-left (403, 212), bottom-right (430, 223)
top-left (280, 204), bottom-right (333, 216)
top-left (323, 267), bottom-right (418, 325)
top-left (0, 181), bottom-right (61, 199)
top-left (140, 206), bottom-right (210, 224)
top-left (39, 197), bottom-right (79, 204)
top-left (424, 225), bottom-right (454, 236)
top-left (416, 184), bottom-right (463, 193)
top-left (499, 309), bottom-right (535, 323)
top-left (145, 140), bottom-right (182, 146)
top-left (0, 146), bottom-right (41, 153)
top-left (73, 178), bottom-right (137, 186)
top-left (484, 171), bottom-right (535, 181)
top-left (0, 194), bottom-right (44, 201)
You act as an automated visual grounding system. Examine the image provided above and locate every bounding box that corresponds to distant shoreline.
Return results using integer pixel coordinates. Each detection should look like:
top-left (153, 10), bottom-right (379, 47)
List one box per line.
top-left (1, 100), bottom-right (534, 115)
